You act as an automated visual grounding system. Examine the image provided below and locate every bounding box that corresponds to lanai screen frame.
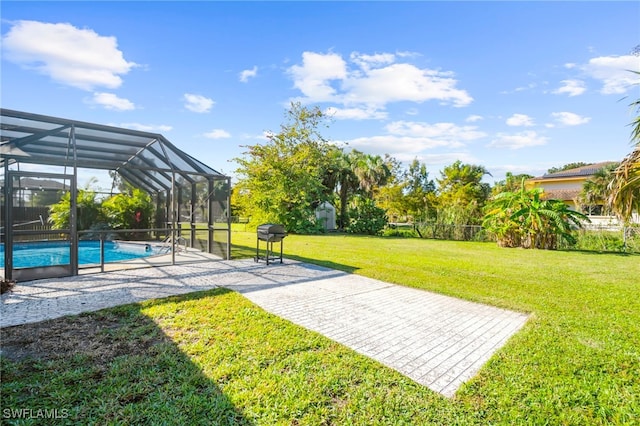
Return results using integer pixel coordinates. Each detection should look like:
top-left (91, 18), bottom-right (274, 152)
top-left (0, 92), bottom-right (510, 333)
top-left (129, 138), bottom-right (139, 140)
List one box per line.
top-left (1, 108), bottom-right (231, 281)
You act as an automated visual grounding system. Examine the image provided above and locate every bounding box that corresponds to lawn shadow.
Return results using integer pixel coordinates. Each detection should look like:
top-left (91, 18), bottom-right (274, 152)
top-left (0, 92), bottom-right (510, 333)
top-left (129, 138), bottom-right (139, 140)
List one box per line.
top-left (230, 240), bottom-right (360, 274)
top-left (0, 288), bottom-right (253, 425)
top-left (558, 248), bottom-right (640, 257)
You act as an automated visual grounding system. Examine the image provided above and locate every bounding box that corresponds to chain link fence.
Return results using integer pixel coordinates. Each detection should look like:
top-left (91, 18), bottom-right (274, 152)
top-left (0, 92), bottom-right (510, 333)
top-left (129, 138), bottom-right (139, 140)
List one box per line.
top-left (407, 221), bottom-right (640, 253)
top-left (412, 222), bottom-right (490, 242)
top-left (557, 225), bottom-right (640, 253)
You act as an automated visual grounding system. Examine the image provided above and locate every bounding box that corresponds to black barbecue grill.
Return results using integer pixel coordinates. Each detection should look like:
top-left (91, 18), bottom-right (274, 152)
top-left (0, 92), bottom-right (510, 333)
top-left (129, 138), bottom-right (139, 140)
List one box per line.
top-left (255, 224), bottom-right (287, 265)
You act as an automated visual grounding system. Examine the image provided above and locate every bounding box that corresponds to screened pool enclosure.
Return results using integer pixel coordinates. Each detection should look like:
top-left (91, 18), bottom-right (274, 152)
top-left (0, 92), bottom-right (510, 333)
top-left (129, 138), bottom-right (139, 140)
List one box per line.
top-left (1, 109), bottom-right (231, 281)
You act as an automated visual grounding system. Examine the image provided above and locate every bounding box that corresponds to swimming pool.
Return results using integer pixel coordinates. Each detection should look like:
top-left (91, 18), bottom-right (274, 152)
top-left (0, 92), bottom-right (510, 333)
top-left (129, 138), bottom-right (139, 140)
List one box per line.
top-left (0, 241), bottom-right (161, 269)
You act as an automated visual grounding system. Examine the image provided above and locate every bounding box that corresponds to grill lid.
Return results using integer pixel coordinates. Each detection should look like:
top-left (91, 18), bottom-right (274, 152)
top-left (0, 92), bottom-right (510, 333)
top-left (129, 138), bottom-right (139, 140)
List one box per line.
top-left (257, 224), bottom-right (286, 235)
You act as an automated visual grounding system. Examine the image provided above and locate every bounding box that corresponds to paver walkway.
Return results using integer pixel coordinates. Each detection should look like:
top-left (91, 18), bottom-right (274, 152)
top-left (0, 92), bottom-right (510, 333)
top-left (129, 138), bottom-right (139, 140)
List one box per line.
top-left (1, 259), bottom-right (529, 397)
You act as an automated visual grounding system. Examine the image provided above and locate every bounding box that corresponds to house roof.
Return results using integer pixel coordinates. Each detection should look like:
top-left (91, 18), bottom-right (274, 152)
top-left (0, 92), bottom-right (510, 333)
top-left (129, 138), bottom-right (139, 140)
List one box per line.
top-left (540, 189), bottom-right (581, 202)
top-left (526, 161), bottom-right (618, 202)
top-left (536, 161), bottom-right (618, 180)
top-left (0, 177), bottom-right (65, 190)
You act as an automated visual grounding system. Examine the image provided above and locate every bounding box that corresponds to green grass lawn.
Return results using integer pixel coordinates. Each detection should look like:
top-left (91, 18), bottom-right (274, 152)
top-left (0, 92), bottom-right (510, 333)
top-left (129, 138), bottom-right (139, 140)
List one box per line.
top-left (2, 232), bottom-right (638, 424)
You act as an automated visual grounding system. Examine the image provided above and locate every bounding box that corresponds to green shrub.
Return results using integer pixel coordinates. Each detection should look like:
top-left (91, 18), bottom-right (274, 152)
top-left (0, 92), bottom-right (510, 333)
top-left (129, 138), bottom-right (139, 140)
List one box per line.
top-left (102, 188), bottom-right (154, 239)
top-left (346, 197), bottom-right (387, 235)
top-left (382, 226), bottom-right (419, 238)
top-left (569, 230), bottom-right (625, 252)
top-left (49, 189), bottom-right (104, 231)
top-left (564, 227), bottom-right (640, 253)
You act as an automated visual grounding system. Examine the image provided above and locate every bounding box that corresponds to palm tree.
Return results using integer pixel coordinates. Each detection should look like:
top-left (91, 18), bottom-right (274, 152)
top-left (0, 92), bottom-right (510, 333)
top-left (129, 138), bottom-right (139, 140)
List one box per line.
top-left (610, 147), bottom-right (640, 221)
top-left (519, 195), bottom-right (588, 249)
top-left (437, 161), bottom-right (491, 226)
top-left (609, 72), bottom-right (640, 222)
top-left (329, 150), bottom-right (360, 229)
top-left (579, 163), bottom-right (618, 215)
top-left (326, 150), bottom-right (391, 229)
top-left (483, 182), bottom-right (529, 247)
top-left (483, 181), bottom-right (589, 249)
top-left (351, 152), bottom-right (391, 196)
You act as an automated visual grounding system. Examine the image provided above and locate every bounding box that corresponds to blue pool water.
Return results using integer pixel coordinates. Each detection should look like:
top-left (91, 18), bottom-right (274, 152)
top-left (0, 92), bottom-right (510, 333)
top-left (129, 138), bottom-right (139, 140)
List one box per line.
top-left (0, 241), bottom-right (159, 269)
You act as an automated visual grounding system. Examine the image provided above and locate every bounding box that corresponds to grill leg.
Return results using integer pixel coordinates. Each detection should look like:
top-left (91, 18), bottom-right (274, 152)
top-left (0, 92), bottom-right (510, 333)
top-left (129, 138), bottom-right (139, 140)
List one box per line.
top-left (279, 240), bottom-right (283, 263)
top-left (255, 236), bottom-right (259, 262)
top-left (266, 241), bottom-right (271, 265)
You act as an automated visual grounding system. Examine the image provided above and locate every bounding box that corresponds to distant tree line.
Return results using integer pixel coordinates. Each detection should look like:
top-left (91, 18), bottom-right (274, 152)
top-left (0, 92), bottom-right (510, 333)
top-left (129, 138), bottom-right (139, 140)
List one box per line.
top-left (232, 100), bottom-right (639, 249)
top-left (42, 84), bottom-right (639, 250)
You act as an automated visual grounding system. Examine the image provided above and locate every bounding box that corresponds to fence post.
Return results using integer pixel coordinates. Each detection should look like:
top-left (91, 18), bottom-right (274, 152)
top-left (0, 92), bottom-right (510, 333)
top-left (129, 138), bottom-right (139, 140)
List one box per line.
top-left (100, 232), bottom-right (105, 273)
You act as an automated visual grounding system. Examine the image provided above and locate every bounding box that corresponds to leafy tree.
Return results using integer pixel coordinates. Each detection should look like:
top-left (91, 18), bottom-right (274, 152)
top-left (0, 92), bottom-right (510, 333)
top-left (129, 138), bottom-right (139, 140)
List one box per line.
top-left (437, 161), bottom-right (491, 225)
top-left (491, 172), bottom-right (534, 196)
top-left (345, 195), bottom-right (387, 235)
top-left (49, 189), bottom-right (103, 231)
top-left (372, 155), bottom-right (404, 222)
top-left (483, 183), bottom-right (589, 249)
top-left (102, 188), bottom-right (153, 239)
top-left (546, 162), bottom-right (591, 175)
top-left (609, 71), bottom-right (640, 222)
top-left (403, 158), bottom-right (437, 221)
top-left (234, 103), bottom-right (333, 233)
top-left (375, 183), bottom-right (405, 222)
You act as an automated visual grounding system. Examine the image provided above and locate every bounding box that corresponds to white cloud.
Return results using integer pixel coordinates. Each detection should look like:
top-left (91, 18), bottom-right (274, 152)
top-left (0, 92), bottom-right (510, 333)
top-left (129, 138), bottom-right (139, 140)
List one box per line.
top-left (347, 134), bottom-right (459, 155)
top-left (349, 51), bottom-right (396, 71)
top-left (203, 129), bottom-right (231, 139)
top-left (488, 131), bottom-right (548, 150)
top-left (553, 79), bottom-right (586, 96)
top-left (465, 115), bottom-right (483, 123)
top-left (324, 106), bottom-right (387, 120)
top-left (346, 120), bottom-right (485, 156)
top-left (119, 123), bottom-right (172, 132)
top-left (238, 132), bottom-right (269, 141)
top-left (239, 66), bottom-right (258, 83)
top-left (288, 51), bottom-right (347, 102)
top-left (90, 92), bottom-right (135, 111)
top-left (385, 121), bottom-right (486, 141)
top-left (501, 83), bottom-right (536, 94)
top-left (551, 111), bottom-right (591, 126)
top-left (2, 20), bottom-right (137, 91)
top-left (287, 50), bottom-right (472, 113)
top-left (342, 63), bottom-right (472, 107)
top-left (506, 114), bottom-right (535, 127)
top-left (582, 54), bottom-right (640, 94)
top-left (395, 152), bottom-right (478, 166)
top-left (183, 93), bottom-right (214, 113)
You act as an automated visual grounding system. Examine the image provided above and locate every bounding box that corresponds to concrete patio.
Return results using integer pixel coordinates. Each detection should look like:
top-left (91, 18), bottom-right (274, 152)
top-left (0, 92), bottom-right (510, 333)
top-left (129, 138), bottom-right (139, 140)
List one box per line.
top-left (0, 259), bottom-right (529, 397)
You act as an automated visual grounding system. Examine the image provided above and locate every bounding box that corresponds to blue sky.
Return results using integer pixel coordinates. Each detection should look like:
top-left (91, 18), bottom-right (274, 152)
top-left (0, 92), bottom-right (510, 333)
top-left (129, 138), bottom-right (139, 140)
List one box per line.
top-left (2, 1), bottom-right (639, 190)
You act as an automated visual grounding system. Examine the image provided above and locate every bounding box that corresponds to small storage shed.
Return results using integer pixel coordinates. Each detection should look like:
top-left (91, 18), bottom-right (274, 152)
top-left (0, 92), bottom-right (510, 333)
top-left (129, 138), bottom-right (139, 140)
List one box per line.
top-left (315, 201), bottom-right (336, 231)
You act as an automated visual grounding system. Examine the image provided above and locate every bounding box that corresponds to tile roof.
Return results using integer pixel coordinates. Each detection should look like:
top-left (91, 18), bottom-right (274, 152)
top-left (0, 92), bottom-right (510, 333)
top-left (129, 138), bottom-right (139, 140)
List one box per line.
top-left (541, 189), bottom-right (580, 201)
top-left (540, 161), bottom-right (618, 179)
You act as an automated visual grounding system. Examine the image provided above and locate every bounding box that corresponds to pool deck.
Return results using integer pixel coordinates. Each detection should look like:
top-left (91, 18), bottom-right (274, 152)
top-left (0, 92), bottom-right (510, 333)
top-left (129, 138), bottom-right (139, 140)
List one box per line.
top-left (1, 258), bottom-right (529, 398)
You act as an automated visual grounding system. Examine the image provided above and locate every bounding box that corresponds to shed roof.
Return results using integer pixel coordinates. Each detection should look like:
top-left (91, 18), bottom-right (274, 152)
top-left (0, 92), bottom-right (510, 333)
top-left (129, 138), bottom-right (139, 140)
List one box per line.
top-left (1, 109), bottom-right (227, 193)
